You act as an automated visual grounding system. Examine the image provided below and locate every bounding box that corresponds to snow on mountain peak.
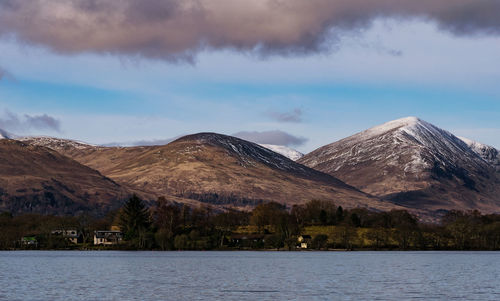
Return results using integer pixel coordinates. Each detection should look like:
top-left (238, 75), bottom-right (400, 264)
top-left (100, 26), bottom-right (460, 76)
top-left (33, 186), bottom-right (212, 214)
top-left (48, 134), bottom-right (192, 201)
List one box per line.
top-left (352, 117), bottom-right (466, 153)
top-left (259, 144), bottom-right (304, 161)
top-left (300, 116), bottom-right (490, 179)
top-left (389, 116), bottom-right (421, 126)
top-left (360, 116), bottom-right (423, 138)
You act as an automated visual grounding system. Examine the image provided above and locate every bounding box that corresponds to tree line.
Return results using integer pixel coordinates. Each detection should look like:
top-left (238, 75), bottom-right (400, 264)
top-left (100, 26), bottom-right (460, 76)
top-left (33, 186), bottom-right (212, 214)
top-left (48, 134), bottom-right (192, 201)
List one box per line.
top-left (1, 196), bottom-right (499, 250)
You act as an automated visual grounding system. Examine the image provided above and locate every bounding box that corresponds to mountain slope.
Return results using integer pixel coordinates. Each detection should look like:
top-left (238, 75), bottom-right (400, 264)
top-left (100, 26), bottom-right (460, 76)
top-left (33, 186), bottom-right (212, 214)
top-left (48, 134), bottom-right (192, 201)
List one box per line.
top-left (259, 144), bottom-right (304, 161)
top-left (24, 133), bottom-right (395, 211)
top-left (299, 117), bottom-right (500, 214)
top-left (0, 139), bottom-right (129, 215)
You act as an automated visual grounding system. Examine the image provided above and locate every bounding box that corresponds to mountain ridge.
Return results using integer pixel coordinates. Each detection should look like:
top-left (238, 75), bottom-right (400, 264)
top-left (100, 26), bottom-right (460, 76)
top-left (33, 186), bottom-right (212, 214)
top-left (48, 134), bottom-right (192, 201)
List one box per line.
top-left (21, 131), bottom-right (396, 212)
top-left (9, 121), bottom-right (500, 219)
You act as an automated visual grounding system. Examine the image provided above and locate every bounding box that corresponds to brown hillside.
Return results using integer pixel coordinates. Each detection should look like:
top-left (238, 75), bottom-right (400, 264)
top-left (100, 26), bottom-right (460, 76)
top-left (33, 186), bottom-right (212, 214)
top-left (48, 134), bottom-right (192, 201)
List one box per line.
top-left (0, 139), bottom-right (130, 215)
top-left (24, 133), bottom-right (399, 212)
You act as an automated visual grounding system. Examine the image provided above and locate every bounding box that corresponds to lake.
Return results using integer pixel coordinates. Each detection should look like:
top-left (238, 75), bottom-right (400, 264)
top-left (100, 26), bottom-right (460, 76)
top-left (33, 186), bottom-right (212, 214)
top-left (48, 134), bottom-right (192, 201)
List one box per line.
top-left (1, 251), bottom-right (499, 300)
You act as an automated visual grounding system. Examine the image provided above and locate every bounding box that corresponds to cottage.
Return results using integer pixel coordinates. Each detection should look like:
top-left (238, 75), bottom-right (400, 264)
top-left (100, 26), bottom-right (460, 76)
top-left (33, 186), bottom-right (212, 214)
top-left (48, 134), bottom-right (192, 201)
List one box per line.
top-left (51, 229), bottom-right (80, 244)
top-left (93, 231), bottom-right (123, 245)
top-left (297, 235), bottom-right (312, 249)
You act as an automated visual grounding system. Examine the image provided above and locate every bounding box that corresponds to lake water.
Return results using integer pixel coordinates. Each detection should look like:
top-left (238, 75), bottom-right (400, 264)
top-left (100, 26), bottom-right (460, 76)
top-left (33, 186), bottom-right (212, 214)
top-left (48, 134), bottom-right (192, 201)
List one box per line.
top-left (1, 251), bottom-right (499, 300)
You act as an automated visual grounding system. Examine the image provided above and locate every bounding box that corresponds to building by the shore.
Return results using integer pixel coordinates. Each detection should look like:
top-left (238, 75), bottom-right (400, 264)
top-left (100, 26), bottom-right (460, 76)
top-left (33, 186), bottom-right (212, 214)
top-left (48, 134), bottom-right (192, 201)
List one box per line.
top-left (93, 231), bottom-right (123, 245)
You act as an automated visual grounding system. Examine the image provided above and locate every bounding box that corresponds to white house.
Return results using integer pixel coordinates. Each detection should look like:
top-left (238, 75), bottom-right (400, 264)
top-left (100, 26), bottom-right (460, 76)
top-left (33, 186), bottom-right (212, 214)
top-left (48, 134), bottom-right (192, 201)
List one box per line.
top-left (93, 231), bottom-right (123, 245)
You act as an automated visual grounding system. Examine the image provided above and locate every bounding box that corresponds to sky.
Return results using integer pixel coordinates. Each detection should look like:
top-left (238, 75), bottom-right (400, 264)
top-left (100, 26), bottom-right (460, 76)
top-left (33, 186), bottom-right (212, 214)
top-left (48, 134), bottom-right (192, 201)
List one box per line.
top-left (0, 0), bottom-right (499, 153)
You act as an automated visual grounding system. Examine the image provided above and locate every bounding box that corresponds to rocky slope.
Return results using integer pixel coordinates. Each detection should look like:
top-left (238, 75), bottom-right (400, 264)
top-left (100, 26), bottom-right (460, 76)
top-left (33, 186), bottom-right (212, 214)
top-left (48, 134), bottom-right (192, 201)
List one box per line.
top-left (299, 117), bottom-right (500, 215)
top-left (0, 139), bottom-right (129, 215)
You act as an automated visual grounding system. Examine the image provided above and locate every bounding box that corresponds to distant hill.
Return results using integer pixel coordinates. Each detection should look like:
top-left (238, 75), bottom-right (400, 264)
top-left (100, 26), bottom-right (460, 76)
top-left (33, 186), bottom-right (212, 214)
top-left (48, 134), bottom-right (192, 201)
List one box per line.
top-left (299, 117), bottom-right (500, 215)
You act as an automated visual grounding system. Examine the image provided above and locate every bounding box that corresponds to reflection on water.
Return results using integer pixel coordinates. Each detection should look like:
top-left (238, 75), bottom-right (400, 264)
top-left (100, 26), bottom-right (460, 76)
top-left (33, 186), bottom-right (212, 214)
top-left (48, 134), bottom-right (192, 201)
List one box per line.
top-left (1, 251), bottom-right (499, 301)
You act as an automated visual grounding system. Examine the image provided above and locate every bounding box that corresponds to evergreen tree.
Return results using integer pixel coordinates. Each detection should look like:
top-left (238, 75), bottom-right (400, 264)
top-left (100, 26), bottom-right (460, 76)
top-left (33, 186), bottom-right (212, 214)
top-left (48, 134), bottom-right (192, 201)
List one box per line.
top-left (119, 195), bottom-right (151, 246)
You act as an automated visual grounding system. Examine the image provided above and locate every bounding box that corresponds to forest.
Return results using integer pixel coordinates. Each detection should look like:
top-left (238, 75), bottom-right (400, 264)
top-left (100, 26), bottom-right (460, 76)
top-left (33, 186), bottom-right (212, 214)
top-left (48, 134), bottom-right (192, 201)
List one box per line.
top-left (1, 195), bottom-right (500, 251)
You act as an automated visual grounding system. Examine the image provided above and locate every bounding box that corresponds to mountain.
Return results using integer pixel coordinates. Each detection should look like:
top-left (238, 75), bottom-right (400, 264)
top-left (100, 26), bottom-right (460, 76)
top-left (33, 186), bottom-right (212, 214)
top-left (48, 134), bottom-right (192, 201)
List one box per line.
top-left (0, 139), bottom-right (129, 216)
top-left (299, 117), bottom-right (500, 215)
top-left (459, 137), bottom-right (500, 172)
top-left (258, 144), bottom-right (304, 161)
top-left (23, 133), bottom-right (395, 211)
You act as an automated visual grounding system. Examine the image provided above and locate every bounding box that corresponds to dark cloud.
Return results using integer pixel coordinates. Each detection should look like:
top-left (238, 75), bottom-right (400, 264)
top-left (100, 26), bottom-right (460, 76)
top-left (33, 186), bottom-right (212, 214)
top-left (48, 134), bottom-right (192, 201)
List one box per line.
top-left (0, 110), bottom-right (61, 133)
top-left (0, 1), bottom-right (499, 61)
top-left (233, 130), bottom-right (308, 147)
top-left (268, 108), bottom-right (303, 123)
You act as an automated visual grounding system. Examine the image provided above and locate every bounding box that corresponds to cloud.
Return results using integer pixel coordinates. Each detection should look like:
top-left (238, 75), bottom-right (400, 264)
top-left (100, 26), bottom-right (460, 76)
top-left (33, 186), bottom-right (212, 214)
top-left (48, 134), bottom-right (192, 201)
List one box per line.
top-left (268, 108), bottom-right (303, 123)
top-left (0, 110), bottom-right (61, 133)
top-left (0, 1), bottom-right (499, 61)
top-left (233, 130), bottom-right (308, 146)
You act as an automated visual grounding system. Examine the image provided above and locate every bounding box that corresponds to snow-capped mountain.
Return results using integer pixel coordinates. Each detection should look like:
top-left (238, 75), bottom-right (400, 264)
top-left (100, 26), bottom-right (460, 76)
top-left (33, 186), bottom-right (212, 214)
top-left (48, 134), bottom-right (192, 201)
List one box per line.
top-left (299, 117), bottom-right (500, 215)
top-left (459, 137), bottom-right (500, 172)
top-left (259, 144), bottom-right (304, 161)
